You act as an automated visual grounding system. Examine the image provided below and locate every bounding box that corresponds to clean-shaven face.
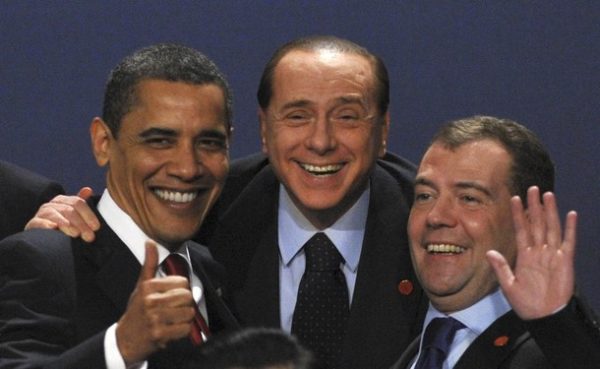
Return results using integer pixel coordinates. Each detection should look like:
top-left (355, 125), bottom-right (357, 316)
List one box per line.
top-left (408, 140), bottom-right (517, 312)
top-left (95, 79), bottom-right (229, 249)
top-left (259, 49), bottom-right (389, 229)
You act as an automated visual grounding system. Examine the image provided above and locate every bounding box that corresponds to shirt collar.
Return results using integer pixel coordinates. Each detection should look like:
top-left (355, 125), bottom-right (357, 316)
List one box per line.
top-left (97, 189), bottom-right (189, 266)
top-left (277, 183), bottom-right (370, 272)
top-left (423, 288), bottom-right (512, 336)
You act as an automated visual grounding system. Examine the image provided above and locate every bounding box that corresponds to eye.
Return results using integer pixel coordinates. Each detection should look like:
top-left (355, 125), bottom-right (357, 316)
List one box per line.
top-left (144, 137), bottom-right (174, 148)
top-left (196, 138), bottom-right (228, 152)
top-left (460, 194), bottom-right (482, 205)
top-left (414, 191), bottom-right (433, 203)
top-left (284, 110), bottom-right (312, 125)
top-left (332, 109), bottom-right (361, 124)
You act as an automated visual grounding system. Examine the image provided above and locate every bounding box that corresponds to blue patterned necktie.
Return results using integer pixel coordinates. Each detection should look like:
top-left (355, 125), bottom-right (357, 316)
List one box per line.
top-left (291, 232), bottom-right (349, 369)
top-left (414, 317), bottom-right (465, 369)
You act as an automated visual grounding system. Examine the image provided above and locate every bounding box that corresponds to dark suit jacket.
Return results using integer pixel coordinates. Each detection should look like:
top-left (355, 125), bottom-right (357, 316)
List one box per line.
top-left (390, 297), bottom-right (600, 369)
top-left (0, 201), bottom-right (239, 369)
top-left (198, 152), bottom-right (428, 369)
top-left (0, 160), bottom-right (64, 240)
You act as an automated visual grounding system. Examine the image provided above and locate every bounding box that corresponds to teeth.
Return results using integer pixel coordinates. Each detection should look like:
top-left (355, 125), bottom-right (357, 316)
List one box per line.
top-left (154, 189), bottom-right (198, 203)
top-left (300, 163), bottom-right (343, 175)
top-left (426, 244), bottom-right (466, 254)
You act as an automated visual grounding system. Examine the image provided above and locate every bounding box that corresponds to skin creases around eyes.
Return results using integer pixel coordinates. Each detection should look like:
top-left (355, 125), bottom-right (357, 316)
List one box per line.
top-left (408, 140), bottom-right (516, 313)
top-left (260, 49), bottom-right (388, 229)
top-left (97, 80), bottom-right (230, 249)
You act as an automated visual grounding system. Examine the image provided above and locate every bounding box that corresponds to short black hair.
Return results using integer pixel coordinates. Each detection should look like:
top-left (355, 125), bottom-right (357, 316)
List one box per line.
top-left (102, 43), bottom-right (232, 138)
top-left (257, 35), bottom-right (389, 116)
top-left (431, 115), bottom-right (555, 204)
top-left (183, 328), bottom-right (315, 369)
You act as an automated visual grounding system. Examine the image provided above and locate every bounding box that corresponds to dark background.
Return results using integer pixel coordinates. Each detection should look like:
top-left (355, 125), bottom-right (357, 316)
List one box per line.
top-left (1, 1), bottom-right (598, 310)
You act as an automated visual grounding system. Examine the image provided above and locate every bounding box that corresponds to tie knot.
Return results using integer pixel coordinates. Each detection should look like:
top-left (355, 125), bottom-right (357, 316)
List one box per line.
top-left (304, 232), bottom-right (343, 272)
top-left (162, 253), bottom-right (190, 278)
top-left (422, 317), bottom-right (465, 355)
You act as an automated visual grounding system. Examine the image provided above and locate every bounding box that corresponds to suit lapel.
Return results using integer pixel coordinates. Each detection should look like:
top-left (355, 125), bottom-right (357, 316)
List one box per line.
top-left (210, 165), bottom-right (281, 327)
top-left (340, 167), bottom-right (426, 369)
top-left (455, 311), bottom-right (530, 369)
top-left (188, 244), bottom-right (239, 332)
top-left (80, 214), bottom-right (141, 314)
top-left (390, 336), bottom-right (420, 369)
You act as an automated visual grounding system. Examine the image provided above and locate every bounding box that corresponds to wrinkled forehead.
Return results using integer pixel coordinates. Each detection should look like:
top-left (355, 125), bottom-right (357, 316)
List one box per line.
top-left (418, 140), bottom-right (514, 188)
top-left (272, 50), bottom-right (378, 104)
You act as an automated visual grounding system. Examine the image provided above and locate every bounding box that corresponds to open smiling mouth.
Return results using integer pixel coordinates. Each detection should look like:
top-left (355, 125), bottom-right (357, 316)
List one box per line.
top-left (426, 244), bottom-right (466, 254)
top-left (154, 189), bottom-right (199, 203)
top-left (299, 162), bottom-right (344, 176)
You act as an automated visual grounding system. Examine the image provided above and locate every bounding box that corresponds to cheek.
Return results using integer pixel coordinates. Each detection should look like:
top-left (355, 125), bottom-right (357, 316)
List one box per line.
top-left (407, 210), bottom-right (425, 240)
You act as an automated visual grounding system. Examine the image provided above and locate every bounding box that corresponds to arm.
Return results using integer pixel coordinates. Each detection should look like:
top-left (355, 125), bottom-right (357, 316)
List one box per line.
top-left (0, 235), bottom-right (196, 369)
top-left (0, 231), bottom-right (106, 369)
top-left (486, 186), bottom-right (600, 367)
top-left (25, 187), bottom-right (100, 242)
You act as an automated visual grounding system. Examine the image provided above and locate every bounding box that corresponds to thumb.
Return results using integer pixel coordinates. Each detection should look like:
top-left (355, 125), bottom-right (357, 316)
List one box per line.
top-left (486, 250), bottom-right (514, 290)
top-left (77, 186), bottom-right (94, 200)
top-left (138, 240), bottom-right (159, 283)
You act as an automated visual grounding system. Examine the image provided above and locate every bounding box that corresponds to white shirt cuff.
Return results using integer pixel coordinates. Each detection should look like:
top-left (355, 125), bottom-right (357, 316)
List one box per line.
top-left (104, 323), bottom-right (147, 369)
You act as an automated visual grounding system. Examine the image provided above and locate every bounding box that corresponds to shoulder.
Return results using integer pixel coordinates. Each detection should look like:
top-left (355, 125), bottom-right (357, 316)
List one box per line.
top-left (376, 151), bottom-right (416, 184)
top-left (373, 151), bottom-right (417, 206)
top-left (0, 229), bottom-right (77, 298)
top-left (0, 160), bottom-right (64, 197)
top-left (225, 153), bottom-right (271, 191)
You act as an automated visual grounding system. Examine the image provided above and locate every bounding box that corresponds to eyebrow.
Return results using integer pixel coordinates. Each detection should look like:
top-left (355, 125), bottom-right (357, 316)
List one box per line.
top-left (414, 177), bottom-right (493, 197)
top-left (455, 181), bottom-right (493, 197)
top-left (279, 95), bottom-right (368, 111)
top-left (139, 127), bottom-right (177, 138)
top-left (139, 127), bottom-right (228, 140)
top-left (335, 95), bottom-right (367, 107)
top-left (280, 99), bottom-right (312, 110)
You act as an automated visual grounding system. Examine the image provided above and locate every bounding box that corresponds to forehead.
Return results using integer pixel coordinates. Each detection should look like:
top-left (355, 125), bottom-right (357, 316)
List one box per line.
top-left (417, 140), bottom-right (513, 189)
top-left (129, 79), bottom-right (225, 121)
top-left (133, 79), bottom-right (225, 108)
top-left (271, 49), bottom-right (376, 103)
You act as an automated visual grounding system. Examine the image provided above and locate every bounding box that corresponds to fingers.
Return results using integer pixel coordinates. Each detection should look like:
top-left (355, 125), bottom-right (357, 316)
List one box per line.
top-left (521, 187), bottom-right (576, 253)
top-left (562, 211), bottom-right (577, 255)
top-left (76, 186), bottom-right (94, 200)
top-left (542, 191), bottom-right (561, 250)
top-left (511, 195), bottom-right (530, 252)
top-left (24, 217), bottom-right (58, 231)
top-left (24, 192), bottom-right (100, 242)
top-left (526, 186), bottom-right (546, 247)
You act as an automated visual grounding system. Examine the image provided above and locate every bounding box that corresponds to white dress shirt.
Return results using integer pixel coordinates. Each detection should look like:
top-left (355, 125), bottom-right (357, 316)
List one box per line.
top-left (410, 289), bottom-right (512, 369)
top-left (97, 189), bottom-right (208, 369)
top-left (277, 183), bottom-right (370, 332)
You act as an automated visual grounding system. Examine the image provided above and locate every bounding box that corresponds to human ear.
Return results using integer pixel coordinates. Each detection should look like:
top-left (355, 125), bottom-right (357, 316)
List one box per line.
top-left (90, 118), bottom-right (113, 167)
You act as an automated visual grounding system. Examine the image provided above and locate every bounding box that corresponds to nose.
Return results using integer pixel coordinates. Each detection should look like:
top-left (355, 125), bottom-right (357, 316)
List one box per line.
top-left (168, 142), bottom-right (203, 181)
top-left (305, 115), bottom-right (336, 155)
top-left (425, 195), bottom-right (457, 229)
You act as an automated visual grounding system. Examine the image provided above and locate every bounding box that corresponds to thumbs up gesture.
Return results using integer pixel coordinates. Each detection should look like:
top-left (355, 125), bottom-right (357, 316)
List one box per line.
top-left (115, 241), bottom-right (196, 365)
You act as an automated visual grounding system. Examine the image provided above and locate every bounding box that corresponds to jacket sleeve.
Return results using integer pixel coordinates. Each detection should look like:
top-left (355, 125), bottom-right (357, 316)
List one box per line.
top-left (525, 294), bottom-right (600, 369)
top-left (0, 231), bottom-right (106, 369)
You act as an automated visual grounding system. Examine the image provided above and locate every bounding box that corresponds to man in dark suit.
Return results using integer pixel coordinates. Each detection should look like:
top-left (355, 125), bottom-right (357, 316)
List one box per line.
top-left (0, 160), bottom-right (64, 240)
top-left (199, 35), bottom-right (428, 369)
top-left (391, 116), bottom-right (600, 369)
top-left (25, 36), bottom-right (428, 369)
top-left (0, 44), bottom-right (238, 369)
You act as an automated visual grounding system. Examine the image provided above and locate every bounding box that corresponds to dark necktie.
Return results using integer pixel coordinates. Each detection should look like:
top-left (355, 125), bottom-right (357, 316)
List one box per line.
top-left (291, 232), bottom-right (349, 369)
top-left (414, 317), bottom-right (465, 369)
top-left (162, 253), bottom-right (211, 345)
